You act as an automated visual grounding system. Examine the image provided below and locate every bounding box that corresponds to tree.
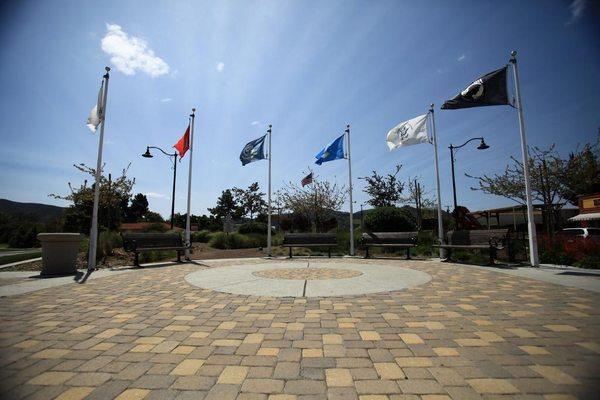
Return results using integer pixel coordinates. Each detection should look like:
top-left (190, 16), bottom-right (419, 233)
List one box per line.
top-left (208, 189), bottom-right (242, 220)
top-left (560, 134), bottom-right (600, 205)
top-left (128, 193), bottom-right (149, 222)
top-left (50, 163), bottom-right (134, 233)
top-left (401, 177), bottom-right (435, 229)
top-left (467, 145), bottom-right (566, 237)
top-left (233, 182), bottom-right (267, 220)
top-left (279, 179), bottom-right (346, 232)
top-left (364, 207), bottom-right (416, 232)
top-left (360, 165), bottom-right (404, 208)
top-left (144, 211), bottom-right (164, 222)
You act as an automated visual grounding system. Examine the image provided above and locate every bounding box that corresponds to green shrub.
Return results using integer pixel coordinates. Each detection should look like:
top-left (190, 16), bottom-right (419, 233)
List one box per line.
top-left (208, 232), bottom-right (260, 249)
top-left (191, 230), bottom-right (210, 243)
top-left (139, 250), bottom-right (177, 263)
top-left (7, 225), bottom-right (39, 248)
top-left (415, 230), bottom-right (434, 257)
top-left (364, 207), bottom-right (416, 232)
top-left (145, 223), bottom-right (168, 233)
top-left (98, 230), bottom-right (122, 260)
top-left (239, 221), bottom-right (268, 235)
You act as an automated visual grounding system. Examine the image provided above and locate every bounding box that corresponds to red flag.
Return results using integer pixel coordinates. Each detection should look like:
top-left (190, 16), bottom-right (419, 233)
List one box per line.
top-left (173, 125), bottom-right (190, 158)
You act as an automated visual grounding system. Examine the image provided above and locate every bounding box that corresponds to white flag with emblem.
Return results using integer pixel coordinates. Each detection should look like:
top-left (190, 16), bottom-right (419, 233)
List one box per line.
top-left (386, 114), bottom-right (429, 150)
top-left (86, 81), bottom-right (105, 133)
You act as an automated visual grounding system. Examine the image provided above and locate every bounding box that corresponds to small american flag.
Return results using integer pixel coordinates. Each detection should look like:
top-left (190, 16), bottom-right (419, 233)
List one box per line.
top-left (301, 172), bottom-right (313, 187)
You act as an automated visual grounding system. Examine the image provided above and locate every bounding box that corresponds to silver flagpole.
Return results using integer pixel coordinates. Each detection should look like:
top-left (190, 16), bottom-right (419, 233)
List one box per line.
top-left (87, 66), bottom-right (110, 272)
top-left (346, 124), bottom-right (355, 256)
top-left (429, 104), bottom-right (445, 259)
top-left (185, 108), bottom-right (196, 259)
top-left (267, 124), bottom-right (272, 257)
top-left (509, 51), bottom-right (539, 267)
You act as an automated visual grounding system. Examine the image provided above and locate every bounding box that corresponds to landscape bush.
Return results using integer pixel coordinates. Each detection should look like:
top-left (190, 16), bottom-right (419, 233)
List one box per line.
top-left (139, 250), bottom-right (177, 263)
top-left (539, 235), bottom-right (599, 269)
top-left (238, 221), bottom-right (268, 235)
top-left (145, 222), bottom-right (168, 233)
top-left (97, 230), bottom-right (123, 260)
top-left (363, 207), bottom-right (416, 232)
top-left (191, 230), bottom-right (211, 243)
top-left (7, 225), bottom-right (39, 248)
top-left (209, 232), bottom-right (260, 249)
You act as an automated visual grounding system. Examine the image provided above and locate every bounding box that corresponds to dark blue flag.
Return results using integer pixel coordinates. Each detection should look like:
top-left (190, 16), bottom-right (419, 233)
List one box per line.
top-left (240, 134), bottom-right (267, 166)
top-left (315, 134), bottom-right (345, 165)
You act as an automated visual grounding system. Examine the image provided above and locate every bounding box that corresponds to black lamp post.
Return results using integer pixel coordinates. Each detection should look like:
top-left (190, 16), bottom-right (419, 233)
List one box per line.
top-left (449, 137), bottom-right (489, 227)
top-left (142, 146), bottom-right (178, 229)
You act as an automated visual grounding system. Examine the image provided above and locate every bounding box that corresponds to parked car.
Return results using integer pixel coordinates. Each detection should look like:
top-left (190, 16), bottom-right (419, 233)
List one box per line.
top-left (557, 228), bottom-right (600, 239)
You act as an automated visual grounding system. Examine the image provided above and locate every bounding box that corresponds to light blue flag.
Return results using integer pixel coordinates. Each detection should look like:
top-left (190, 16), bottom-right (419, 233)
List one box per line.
top-left (315, 134), bottom-right (345, 165)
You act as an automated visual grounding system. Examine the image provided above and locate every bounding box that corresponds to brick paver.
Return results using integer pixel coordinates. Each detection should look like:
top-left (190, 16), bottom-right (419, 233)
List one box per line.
top-left (1, 258), bottom-right (599, 399)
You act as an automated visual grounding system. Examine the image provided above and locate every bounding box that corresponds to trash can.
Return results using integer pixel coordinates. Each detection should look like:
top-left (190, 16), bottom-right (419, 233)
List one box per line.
top-left (37, 233), bottom-right (82, 276)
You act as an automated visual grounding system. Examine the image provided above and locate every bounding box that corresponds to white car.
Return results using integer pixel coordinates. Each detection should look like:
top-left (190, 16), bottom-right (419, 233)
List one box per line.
top-left (558, 227), bottom-right (600, 239)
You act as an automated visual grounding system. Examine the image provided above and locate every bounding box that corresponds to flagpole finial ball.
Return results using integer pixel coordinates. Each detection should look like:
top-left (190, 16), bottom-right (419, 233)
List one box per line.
top-left (105, 66), bottom-right (110, 72)
top-left (192, 108), bottom-right (196, 112)
top-left (511, 50), bottom-right (517, 57)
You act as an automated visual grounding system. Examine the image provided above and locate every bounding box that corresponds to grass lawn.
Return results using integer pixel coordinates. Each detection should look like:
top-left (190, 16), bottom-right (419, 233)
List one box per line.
top-left (0, 250), bottom-right (42, 265)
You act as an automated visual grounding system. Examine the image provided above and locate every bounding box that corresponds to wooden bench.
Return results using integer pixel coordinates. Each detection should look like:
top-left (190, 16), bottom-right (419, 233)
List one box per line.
top-left (361, 232), bottom-right (419, 259)
top-left (282, 233), bottom-right (337, 258)
top-left (122, 233), bottom-right (190, 267)
top-left (432, 229), bottom-right (508, 264)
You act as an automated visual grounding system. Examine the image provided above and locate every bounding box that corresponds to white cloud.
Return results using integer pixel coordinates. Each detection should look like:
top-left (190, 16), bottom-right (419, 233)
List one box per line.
top-left (160, 98), bottom-right (172, 103)
top-left (566, 0), bottom-right (586, 25)
top-left (101, 24), bottom-right (170, 77)
top-left (457, 54), bottom-right (466, 62)
top-left (216, 62), bottom-right (225, 72)
top-left (251, 121), bottom-right (260, 126)
top-left (146, 192), bottom-right (166, 199)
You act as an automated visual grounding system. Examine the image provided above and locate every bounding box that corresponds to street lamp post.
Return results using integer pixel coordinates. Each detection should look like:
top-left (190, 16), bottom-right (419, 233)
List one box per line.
top-left (448, 137), bottom-right (489, 228)
top-left (142, 146), bottom-right (178, 229)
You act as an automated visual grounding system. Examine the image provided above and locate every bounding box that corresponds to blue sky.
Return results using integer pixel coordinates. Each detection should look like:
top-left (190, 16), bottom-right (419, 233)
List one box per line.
top-left (0, 0), bottom-right (598, 218)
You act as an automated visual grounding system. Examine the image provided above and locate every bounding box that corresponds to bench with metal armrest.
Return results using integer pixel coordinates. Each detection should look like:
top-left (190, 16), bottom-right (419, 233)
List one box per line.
top-left (432, 229), bottom-right (508, 264)
top-left (121, 232), bottom-right (190, 267)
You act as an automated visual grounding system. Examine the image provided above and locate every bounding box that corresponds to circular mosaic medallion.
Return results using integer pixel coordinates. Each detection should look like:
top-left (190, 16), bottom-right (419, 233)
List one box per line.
top-left (252, 268), bottom-right (363, 280)
top-left (185, 261), bottom-right (432, 297)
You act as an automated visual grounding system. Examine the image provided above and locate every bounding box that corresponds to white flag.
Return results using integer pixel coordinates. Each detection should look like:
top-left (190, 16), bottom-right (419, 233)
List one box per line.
top-left (386, 114), bottom-right (429, 150)
top-left (86, 82), bottom-right (104, 133)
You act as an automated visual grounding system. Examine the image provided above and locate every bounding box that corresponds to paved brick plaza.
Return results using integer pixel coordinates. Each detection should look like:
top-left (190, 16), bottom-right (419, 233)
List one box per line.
top-left (1, 258), bottom-right (599, 399)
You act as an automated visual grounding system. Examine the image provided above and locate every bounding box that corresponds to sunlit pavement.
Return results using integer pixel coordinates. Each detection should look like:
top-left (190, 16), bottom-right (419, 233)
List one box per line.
top-left (1, 258), bottom-right (598, 399)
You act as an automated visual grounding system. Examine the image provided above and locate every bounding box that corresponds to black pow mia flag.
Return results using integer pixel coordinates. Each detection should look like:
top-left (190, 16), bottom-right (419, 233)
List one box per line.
top-left (240, 134), bottom-right (267, 166)
top-left (441, 66), bottom-right (509, 110)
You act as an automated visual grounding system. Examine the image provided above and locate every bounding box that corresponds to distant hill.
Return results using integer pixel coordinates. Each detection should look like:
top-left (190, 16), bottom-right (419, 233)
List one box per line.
top-left (0, 199), bottom-right (65, 222)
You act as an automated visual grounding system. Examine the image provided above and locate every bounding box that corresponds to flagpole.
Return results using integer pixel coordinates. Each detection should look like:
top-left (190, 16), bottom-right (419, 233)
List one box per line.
top-left (267, 124), bottom-right (272, 257)
top-left (185, 108), bottom-right (196, 260)
top-left (87, 67), bottom-right (110, 272)
top-left (429, 104), bottom-right (445, 259)
top-left (346, 124), bottom-right (355, 256)
top-left (509, 51), bottom-right (539, 267)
